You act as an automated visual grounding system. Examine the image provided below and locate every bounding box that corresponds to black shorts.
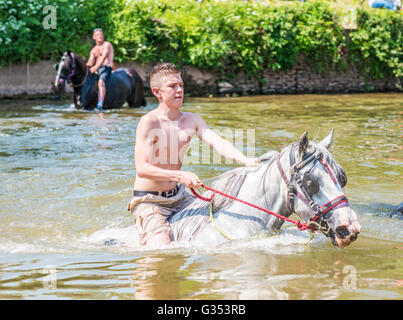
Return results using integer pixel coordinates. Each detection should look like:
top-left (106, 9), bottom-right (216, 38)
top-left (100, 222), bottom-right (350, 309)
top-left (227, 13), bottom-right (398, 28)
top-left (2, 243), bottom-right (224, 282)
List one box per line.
top-left (97, 65), bottom-right (112, 83)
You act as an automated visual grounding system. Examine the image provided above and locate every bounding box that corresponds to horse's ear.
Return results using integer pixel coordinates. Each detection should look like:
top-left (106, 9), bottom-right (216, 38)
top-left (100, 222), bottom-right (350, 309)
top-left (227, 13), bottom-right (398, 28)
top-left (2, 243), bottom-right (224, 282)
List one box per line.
top-left (319, 129), bottom-right (335, 149)
top-left (58, 49), bottom-right (63, 56)
top-left (67, 50), bottom-right (72, 58)
top-left (298, 132), bottom-right (309, 155)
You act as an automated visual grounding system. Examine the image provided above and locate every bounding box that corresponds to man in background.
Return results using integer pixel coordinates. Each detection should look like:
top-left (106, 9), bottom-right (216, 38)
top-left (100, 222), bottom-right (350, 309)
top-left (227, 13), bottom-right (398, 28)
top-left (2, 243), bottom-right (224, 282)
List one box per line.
top-left (86, 28), bottom-right (114, 111)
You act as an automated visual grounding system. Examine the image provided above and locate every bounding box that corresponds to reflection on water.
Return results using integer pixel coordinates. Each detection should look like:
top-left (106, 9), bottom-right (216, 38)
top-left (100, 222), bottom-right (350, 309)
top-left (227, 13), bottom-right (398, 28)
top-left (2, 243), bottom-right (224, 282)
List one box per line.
top-left (0, 93), bottom-right (402, 299)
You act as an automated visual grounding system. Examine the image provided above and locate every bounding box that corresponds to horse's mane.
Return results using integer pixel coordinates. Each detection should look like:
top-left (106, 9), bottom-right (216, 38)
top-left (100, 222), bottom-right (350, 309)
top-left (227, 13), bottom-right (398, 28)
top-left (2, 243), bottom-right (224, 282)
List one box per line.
top-left (73, 54), bottom-right (87, 73)
top-left (64, 51), bottom-right (87, 73)
top-left (209, 150), bottom-right (278, 212)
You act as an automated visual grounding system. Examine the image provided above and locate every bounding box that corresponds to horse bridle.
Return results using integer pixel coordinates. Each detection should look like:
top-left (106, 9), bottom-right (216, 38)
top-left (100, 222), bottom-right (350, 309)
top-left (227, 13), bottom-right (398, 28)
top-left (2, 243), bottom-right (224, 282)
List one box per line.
top-left (276, 143), bottom-right (349, 235)
top-left (56, 53), bottom-right (87, 88)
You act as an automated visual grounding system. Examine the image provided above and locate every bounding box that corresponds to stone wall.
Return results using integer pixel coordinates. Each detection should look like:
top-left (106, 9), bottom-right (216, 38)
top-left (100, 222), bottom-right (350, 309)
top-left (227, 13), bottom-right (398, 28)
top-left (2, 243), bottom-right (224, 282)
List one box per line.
top-left (0, 59), bottom-right (398, 99)
top-left (0, 61), bottom-right (61, 98)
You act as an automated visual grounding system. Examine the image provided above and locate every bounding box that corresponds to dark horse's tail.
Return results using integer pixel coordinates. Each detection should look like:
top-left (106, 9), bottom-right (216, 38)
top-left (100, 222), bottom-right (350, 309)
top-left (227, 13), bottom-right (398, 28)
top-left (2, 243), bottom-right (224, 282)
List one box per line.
top-left (127, 68), bottom-right (146, 107)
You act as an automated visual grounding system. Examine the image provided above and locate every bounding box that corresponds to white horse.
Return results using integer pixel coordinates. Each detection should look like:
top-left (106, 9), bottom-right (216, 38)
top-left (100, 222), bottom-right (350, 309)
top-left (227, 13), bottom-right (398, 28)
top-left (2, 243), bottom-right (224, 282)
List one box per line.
top-left (168, 130), bottom-right (361, 248)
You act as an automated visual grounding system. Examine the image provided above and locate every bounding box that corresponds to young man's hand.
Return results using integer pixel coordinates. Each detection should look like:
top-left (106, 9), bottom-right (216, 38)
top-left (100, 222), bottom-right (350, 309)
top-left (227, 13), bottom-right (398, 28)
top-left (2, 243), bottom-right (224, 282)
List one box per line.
top-left (176, 171), bottom-right (202, 189)
top-left (243, 157), bottom-right (260, 167)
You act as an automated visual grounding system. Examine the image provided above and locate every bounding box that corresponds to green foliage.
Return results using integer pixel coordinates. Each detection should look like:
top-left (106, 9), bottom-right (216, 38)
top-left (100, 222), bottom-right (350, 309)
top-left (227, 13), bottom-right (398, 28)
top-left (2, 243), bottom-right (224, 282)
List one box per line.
top-left (110, 0), bottom-right (347, 78)
top-left (349, 8), bottom-right (403, 87)
top-left (0, 0), bottom-right (115, 65)
top-left (294, 1), bottom-right (347, 72)
top-left (0, 0), bottom-right (401, 87)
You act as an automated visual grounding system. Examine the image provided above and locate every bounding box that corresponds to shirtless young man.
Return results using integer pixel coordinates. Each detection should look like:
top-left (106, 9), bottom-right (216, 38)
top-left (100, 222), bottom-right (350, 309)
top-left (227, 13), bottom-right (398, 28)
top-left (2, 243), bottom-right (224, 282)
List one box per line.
top-left (86, 28), bottom-right (114, 111)
top-left (128, 63), bottom-right (259, 247)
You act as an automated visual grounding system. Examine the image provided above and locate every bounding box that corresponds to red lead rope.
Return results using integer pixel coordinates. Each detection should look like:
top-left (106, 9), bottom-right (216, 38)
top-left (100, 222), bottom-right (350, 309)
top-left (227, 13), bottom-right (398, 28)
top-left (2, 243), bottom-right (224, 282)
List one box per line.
top-left (190, 183), bottom-right (311, 231)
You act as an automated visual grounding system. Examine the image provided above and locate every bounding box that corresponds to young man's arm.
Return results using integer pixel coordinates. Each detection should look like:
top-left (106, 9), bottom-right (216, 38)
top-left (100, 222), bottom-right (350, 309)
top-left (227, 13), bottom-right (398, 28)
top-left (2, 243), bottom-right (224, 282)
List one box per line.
top-left (86, 48), bottom-right (96, 68)
top-left (135, 116), bottom-right (202, 188)
top-left (194, 114), bottom-right (259, 167)
top-left (90, 43), bottom-right (110, 73)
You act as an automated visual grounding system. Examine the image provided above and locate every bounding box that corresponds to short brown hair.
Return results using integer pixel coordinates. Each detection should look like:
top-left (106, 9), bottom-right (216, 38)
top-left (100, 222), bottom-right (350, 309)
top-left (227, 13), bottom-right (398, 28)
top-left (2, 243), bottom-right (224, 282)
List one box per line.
top-left (150, 62), bottom-right (180, 89)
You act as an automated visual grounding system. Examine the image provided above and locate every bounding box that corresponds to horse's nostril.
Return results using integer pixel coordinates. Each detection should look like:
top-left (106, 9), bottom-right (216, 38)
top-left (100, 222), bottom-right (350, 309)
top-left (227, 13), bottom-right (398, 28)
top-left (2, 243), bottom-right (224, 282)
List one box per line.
top-left (335, 225), bottom-right (350, 239)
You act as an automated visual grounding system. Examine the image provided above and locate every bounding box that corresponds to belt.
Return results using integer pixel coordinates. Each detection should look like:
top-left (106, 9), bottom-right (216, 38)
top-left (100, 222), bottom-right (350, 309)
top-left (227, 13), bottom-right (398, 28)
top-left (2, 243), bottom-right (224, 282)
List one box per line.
top-left (132, 185), bottom-right (180, 198)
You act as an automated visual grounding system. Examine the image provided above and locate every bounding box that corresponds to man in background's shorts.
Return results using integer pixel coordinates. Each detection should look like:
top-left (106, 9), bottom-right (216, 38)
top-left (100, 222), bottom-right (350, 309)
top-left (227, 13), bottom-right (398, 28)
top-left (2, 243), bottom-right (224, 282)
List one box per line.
top-left (97, 65), bottom-right (112, 84)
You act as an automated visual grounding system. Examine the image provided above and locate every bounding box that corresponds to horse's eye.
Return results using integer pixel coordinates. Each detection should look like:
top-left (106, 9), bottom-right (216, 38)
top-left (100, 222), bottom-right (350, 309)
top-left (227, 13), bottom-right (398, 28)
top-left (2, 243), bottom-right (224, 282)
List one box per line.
top-left (306, 180), bottom-right (319, 195)
top-left (303, 172), bottom-right (319, 195)
top-left (338, 168), bottom-right (347, 188)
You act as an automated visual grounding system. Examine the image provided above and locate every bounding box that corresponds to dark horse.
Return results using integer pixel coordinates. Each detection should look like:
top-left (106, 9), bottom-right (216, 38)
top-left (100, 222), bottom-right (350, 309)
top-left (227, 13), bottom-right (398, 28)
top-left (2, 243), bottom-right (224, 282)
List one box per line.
top-left (53, 50), bottom-right (146, 110)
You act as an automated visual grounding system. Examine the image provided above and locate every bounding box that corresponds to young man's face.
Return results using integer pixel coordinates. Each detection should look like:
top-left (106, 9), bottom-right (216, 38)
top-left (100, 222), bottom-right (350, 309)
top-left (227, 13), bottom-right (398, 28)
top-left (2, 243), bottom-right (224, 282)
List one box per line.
top-left (93, 31), bottom-right (104, 43)
top-left (153, 73), bottom-right (184, 109)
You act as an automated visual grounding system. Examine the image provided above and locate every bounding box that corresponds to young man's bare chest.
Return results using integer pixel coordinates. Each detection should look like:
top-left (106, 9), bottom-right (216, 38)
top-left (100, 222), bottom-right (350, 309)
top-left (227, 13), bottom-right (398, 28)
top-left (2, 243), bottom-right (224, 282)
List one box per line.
top-left (92, 43), bottom-right (106, 57)
top-left (92, 42), bottom-right (113, 65)
top-left (149, 114), bottom-right (196, 166)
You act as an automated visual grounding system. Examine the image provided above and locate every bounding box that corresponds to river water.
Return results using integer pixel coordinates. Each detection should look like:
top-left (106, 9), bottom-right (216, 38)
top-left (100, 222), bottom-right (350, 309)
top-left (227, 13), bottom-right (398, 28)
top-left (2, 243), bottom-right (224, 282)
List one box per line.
top-left (0, 93), bottom-right (402, 299)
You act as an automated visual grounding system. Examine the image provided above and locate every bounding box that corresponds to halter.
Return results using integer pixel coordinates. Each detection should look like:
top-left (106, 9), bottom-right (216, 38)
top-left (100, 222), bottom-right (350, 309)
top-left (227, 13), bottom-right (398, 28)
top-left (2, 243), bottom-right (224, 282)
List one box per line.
top-left (56, 53), bottom-right (76, 83)
top-left (276, 144), bottom-right (349, 235)
top-left (56, 53), bottom-right (88, 88)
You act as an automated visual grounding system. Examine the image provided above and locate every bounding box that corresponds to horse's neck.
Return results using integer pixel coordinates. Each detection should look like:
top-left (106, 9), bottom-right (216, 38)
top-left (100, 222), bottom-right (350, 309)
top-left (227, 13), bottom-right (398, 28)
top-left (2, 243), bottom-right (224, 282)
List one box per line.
top-left (225, 160), bottom-right (290, 227)
top-left (72, 55), bottom-right (88, 88)
top-left (75, 55), bottom-right (87, 72)
top-left (249, 154), bottom-right (294, 226)
top-left (264, 157), bottom-right (293, 228)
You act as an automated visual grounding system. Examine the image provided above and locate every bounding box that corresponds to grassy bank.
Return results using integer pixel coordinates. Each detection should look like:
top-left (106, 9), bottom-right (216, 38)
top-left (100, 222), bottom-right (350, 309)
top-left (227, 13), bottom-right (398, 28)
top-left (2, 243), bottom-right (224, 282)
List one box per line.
top-left (0, 0), bottom-right (401, 87)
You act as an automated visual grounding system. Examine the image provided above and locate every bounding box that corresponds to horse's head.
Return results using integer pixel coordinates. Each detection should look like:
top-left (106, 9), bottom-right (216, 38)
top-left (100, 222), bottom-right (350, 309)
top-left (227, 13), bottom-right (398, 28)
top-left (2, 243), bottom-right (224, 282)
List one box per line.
top-left (278, 130), bottom-right (361, 248)
top-left (53, 50), bottom-right (76, 92)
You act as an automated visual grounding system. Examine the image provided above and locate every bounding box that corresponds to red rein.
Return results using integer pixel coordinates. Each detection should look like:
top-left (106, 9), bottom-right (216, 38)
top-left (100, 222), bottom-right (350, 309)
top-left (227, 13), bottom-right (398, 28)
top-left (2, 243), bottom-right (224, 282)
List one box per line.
top-left (190, 184), bottom-right (311, 231)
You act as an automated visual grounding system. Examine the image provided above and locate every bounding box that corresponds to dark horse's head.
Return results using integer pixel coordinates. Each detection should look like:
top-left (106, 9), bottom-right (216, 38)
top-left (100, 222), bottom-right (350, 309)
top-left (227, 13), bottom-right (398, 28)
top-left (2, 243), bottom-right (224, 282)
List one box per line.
top-left (52, 50), bottom-right (85, 93)
top-left (52, 50), bottom-right (95, 108)
top-left (52, 50), bottom-right (76, 93)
